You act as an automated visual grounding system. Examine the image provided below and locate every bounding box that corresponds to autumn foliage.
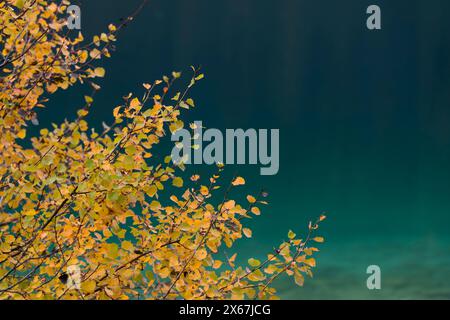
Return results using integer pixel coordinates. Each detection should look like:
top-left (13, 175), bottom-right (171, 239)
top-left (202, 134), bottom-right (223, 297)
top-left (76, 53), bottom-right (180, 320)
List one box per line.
top-left (0, 0), bottom-right (325, 299)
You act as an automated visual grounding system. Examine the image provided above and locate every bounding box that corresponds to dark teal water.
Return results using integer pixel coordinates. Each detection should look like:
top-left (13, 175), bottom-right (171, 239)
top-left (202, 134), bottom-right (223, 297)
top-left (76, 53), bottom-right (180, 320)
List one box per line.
top-left (45, 0), bottom-right (450, 299)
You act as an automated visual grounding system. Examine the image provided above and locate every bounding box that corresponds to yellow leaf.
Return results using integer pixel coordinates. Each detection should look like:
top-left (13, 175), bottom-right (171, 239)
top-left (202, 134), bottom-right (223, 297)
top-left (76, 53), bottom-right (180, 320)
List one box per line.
top-left (288, 230), bottom-right (296, 239)
top-left (294, 271), bottom-right (304, 286)
top-left (247, 269), bottom-right (265, 282)
top-left (93, 35), bottom-right (100, 46)
top-left (232, 176), bottom-right (245, 186)
top-left (90, 48), bottom-right (101, 59)
top-left (82, 280), bottom-right (96, 293)
top-left (186, 98), bottom-right (195, 107)
top-left (15, 0), bottom-right (24, 9)
top-left (195, 248), bottom-right (207, 260)
top-left (243, 228), bottom-right (252, 238)
top-left (172, 177), bottom-right (183, 187)
top-left (264, 264), bottom-right (278, 274)
top-left (200, 185), bottom-right (209, 196)
top-left (77, 109), bottom-right (89, 117)
top-left (130, 97), bottom-right (140, 109)
top-left (248, 258), bottom-right (260, 267)
top-left (84, 96), bottom-right (94, 104)
top-left (94, 67), bottom-right (105, 77)
top-left (223, 200), bottom-right (235, 210)
top-left (122, 241), bottom-right (133, 251)
top-left (246, 195), bottom-right (256, 203)
top-left (17, 129), bottom-right (26, 139)
top-left (23, 209), bottom-right (37, 216)
top-left (158, 267), bottom-right (170, 278)
top-left (106, 243), bottom-right (119, 259)
top-left (312, 236), bottom-right (324, 243)
top-left (150, 201), bottom-right (161, 211)
top-left (304, 258), bottom-right (316, 267)
top-left (228, 253), bottom-right (237, 267)
top-left (147, 185), bottom-right (157, 197)
top-left (251, 207), bottom-right (261, 215)
top-left (113, 106), bottom-right (121, 118)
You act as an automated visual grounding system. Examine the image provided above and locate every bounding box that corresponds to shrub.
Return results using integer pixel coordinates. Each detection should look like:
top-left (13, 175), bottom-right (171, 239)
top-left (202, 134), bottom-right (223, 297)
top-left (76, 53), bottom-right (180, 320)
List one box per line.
top-left (0, 0), bottom-right (325, 299)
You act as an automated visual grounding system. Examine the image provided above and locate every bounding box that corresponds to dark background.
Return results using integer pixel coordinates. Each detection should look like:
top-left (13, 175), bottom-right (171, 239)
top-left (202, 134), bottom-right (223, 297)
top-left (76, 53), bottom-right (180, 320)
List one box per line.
top-left (44, 0), bottom-right (450, 298)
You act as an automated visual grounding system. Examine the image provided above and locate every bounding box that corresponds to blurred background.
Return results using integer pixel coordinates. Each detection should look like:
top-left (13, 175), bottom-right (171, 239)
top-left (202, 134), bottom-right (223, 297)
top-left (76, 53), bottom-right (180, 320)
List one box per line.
top-left (45, 0), bottom-right (450, 299)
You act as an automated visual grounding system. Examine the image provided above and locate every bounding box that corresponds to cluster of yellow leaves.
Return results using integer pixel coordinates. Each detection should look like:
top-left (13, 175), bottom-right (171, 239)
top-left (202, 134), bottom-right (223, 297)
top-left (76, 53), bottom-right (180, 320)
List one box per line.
top-left (0, 1), bottom-right (325, 300)
top-left (0, 0), bottom-right (113, 150)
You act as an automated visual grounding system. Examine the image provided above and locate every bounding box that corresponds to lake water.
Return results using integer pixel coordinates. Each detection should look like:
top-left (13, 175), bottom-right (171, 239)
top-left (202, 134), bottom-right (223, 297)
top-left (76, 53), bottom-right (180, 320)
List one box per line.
top-left (45, 0), bottom-right (450, 299)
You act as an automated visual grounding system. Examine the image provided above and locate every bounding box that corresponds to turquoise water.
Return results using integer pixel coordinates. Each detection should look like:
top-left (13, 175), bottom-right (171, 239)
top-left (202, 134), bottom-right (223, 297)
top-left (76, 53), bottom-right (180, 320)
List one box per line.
top-left (43, 0), bottom-right (450, 299)
top-left (279, 236), bottom-right (450, 299)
